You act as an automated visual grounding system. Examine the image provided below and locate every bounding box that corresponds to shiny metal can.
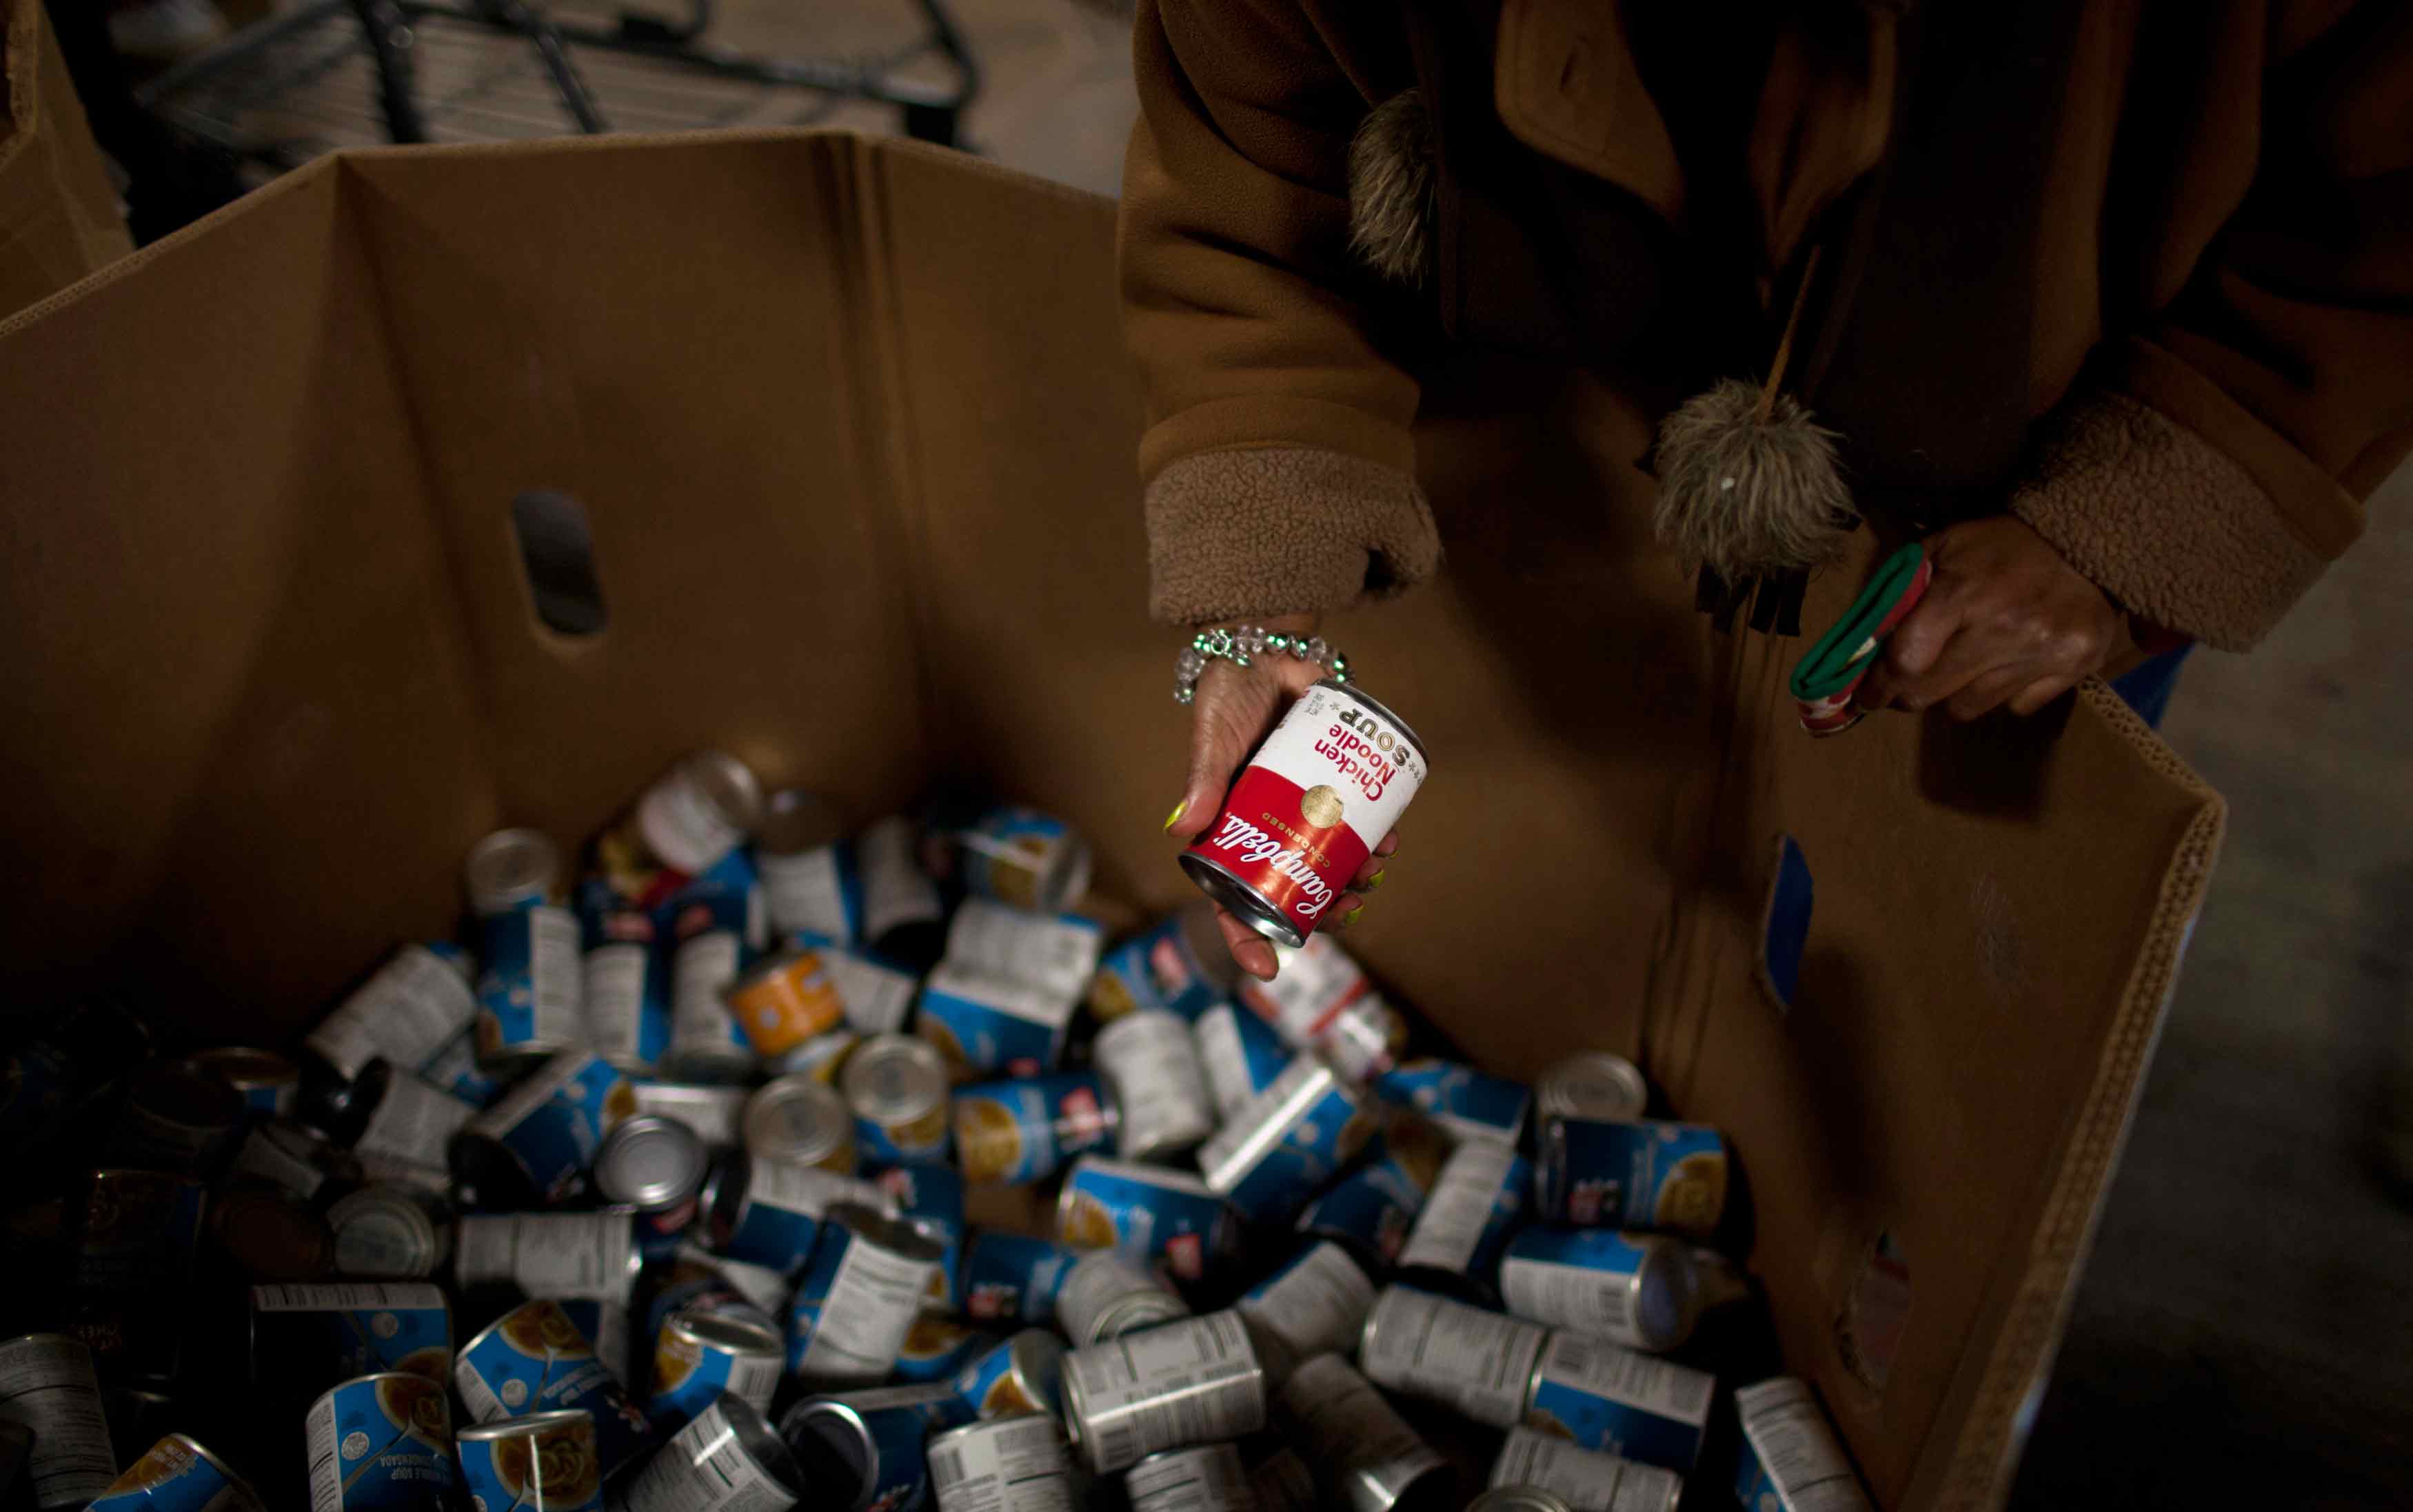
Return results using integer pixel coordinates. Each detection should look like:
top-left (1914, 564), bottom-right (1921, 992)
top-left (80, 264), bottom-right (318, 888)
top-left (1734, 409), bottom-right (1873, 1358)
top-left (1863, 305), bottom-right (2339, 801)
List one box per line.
top-left (963, 1233), bottom-right (1082, 1325)
top-left (1395, 1138), bottom-right (1531, 1302)
top-left (743, 1074), bottom-right (858, 1173)
top-left (951, 1071), bottom-right (1115, 1185)
top-left (1535, 1118), bottom-right (1728, 1239)
top-left (1730, 1377), bottom-right (1873, 1512)
top-left (0, 1333), bottom-right (117, 1510)
top-left (953, 805), bottom-right (1095, 915)
top-left (250, 1282), bottom-right (452, 1387)
top-left (840, 1034), bottom-right (953, 1166)
top-left (1060, 1311), bottom-right (1264, 1475)
top-left (455, 1211), bottom-right (640, 1300)
top-left (1192, 1002), bottom-right (1289, 1120)
top-left (756, 789), bottom-right (856, 941)
top-left (616, 749), bottom-right (765, 878)
top-left (639, 1253), bottom-right (783, 1360)
top-left (1467, 1491), bottom-right (1576, 1512)
top-left (1197, 1051), bottom-right (1376, 1222)
top-left (327, 1188), bottom-right (448, 1280)
top-left (87, 1432), bottom-right (266, 1512)
top-left (1491, 1426), bottom-right (1684, 1512)
top-left (454, 1301), bottom-right (653, 1478)
top-left (1053, 1251), bottom-right (1190, 1346)
top-left (1373, 1058), bottom-right (1531, 1148)
top-left (723, 949), bottom-right (849, 1058)
top-left (786, 1203), bottom-right (946, 1384)
top-left (1357, 1286), bottom-right (1547, 1430)
top-left (647, 1311), bottom-right (784, 1429)
top-left (1519, 1331), bottom-right (1715, 1471)
top-left (780, 1397), bottom-right (944, 1510)
top-left (916, 965), bottom-right (1080, 1080)
top-left (1181, 679), bottom-right (1426, 949)
top-left (927, 1415), bottom-right (1077, 1512)
top-left (1093, 1011), bottom-right (1216, 1160)
top-left (1500, 1229), bottom-right (1698, 1353)
top-left (1054, 1158), bottom-right (1234, 1284)
top-left (942, 896), bottom-right (1104, 1003)
top-left (871, 1162), bottom-right (965, 1311)
top-left (303, 1373), bottom-right (457, 1511)
top-left (189, 1046), bottom-right (301, 1121)
top-left (703, 1152), bottom-right (888, 1274)
top-left (460, 1051), bottom-right (636, 1202)
top-left (1273, 1353), bottom-right (1451, 1512)
top-left (594, 1113), bottom-right (709, 1217)
top-left (473, 903), bottom-right (587, 1071)
top-left (1295, 1107), bottom-right (1448, 1273)
top-left (950, 1329), bottom-right (1064, 1422)
top-left (305, 944), bottom-right (478, 1085)
top-left (464, 827), bottom-right (561, 916)
top-left (771, 1026), bottom-right (863, 1085)
top-left (1126, 1443), bottom-right (1253, 1512)
top-left (632, 1082), bottom-right (749, 1150)
top-left (456, 1411), bottom-right (603, 1511)
top-left (617, 1395), bottom-right (802, 1512)
top-left (1533, 1053), bottom-right (1649, 1124)
top-left (1235, 1240), bottom-right (1375, 1385)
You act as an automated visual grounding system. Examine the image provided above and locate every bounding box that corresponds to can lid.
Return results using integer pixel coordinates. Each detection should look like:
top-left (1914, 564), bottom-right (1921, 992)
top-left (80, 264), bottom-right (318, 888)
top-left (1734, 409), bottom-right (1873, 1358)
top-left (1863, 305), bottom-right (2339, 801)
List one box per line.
top-left (826, 1201), bottom-right (948, 1264)
top-left (665, 1309), bottom-right (784, 1356)
top-left (840, 1034), bottom-right (949, 1123)
top-left (1535, 1052), bottom-right (1649, 1122)
top-left (594, 1115), bottom-right (707, 1210)
top-left (189, 1046), bottom-right (300, 1090)
top-left (781, 1398), bottom-right (878, 1505)
top-left (756, 789), bottom-right (848, 857)
top-left (678, 749), bottom-right (767, 836)
top-left (744, 1076), bottom-right (853, 1167)
top-left (1466, 1491), bottom-right (1576, 1512)
top-left (327, 1187), bottom-right (438, 1274)
top-left (456, 1409), bottom-right (593, 1443)
top-left (463, 827), bottom-right (560, 914)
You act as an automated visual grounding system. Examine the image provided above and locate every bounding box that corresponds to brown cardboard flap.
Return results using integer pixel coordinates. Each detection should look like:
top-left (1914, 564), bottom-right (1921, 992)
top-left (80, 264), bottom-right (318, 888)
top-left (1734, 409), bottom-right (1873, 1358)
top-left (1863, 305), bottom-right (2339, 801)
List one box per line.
top-left (0, 132), bottom-right (2221, 1510)
top-left (0, 0), bottom-right (134, 319)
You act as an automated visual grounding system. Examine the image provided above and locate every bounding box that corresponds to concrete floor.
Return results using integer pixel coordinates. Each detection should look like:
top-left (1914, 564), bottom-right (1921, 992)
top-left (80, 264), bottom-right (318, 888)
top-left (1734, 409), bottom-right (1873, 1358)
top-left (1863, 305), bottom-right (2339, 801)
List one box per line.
top-left (140, 2), bottom-right (2412, 1503)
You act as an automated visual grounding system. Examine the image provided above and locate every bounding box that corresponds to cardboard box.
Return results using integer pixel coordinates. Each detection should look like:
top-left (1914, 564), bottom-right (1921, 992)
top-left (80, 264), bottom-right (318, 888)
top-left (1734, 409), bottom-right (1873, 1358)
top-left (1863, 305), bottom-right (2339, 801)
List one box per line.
top-left (0, 0), bottom-right (132, 318)
top-left (0, 132), bottom-right (2220, 1509)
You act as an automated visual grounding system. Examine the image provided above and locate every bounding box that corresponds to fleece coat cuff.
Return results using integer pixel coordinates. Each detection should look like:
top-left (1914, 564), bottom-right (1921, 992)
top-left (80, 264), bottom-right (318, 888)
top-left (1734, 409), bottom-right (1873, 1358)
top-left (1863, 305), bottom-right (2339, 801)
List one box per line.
top-left (1144, 447), bottom-right (1442, 625)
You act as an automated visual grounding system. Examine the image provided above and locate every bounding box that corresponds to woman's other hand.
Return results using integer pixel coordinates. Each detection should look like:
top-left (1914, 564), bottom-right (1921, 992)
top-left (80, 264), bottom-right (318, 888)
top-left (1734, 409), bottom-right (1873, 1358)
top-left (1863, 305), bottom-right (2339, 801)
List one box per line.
top-left (1857, 516), bottom-right (2138, 720)
top-left (1166, 614), bottom-right (1399, 982)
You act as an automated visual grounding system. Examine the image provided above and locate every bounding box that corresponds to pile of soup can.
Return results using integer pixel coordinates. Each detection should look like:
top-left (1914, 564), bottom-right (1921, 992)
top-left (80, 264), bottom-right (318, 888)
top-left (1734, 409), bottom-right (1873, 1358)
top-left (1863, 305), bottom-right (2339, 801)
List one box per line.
top-left (0, 747), bottom-right (1876, 1512)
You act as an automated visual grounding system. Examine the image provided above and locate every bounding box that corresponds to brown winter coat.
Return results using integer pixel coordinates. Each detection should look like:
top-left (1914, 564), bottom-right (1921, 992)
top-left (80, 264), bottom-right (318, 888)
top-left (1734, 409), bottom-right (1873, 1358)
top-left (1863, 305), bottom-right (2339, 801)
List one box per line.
top-left (1118, 0), bottom-right (2413, 649)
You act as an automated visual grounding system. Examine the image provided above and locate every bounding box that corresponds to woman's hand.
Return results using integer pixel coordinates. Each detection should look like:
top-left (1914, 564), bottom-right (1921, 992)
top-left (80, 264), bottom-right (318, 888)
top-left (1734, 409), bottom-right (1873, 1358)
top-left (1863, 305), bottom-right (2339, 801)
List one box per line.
top-left (1857, 516), bottom-right (2137, 720)
top-left (1166, 614), bottom-right (1398, 982)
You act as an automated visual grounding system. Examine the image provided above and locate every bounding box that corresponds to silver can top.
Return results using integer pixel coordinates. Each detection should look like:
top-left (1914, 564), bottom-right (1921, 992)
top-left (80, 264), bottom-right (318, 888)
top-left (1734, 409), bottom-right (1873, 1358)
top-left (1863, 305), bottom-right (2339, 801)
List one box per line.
top-left (825, 1200), bottom-right (948, 1264)
top-left (664, 1309), bottom-right (783, 1358)
top-left (840, 1034), bottom-right (949, 1126)
top-left (743, 1075), bottom-right (855, 1169)
top-left (188, 1045), bottom-right (300, 1092)
top-left (456, 1409), bottom-right (592, 1445)
top-left (594, 1114), bottom-right (708, 1211)
top-left (1535, 1051), bottom-right (1649, 1122)
top-left (1466, 1491), bottom-right (1576, 1512)
top-left (674, 749), bottom-right (766, 837)
top-left (463, 827), bottom-right (560, 915)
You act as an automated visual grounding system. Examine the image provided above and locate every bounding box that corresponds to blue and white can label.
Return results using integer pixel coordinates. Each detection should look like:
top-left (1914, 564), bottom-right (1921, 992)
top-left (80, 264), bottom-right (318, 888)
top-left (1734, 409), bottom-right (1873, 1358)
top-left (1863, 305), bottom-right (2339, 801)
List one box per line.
top-left (1374, 1058), bottom-right (1531, 1148)
top-left (305, 1373), bottom-right (457, 1511)
top-left (1193, 1002), bottom-right (1291, 1119)
top-left (716, 1160), bottom-right (886, 1273)
top-left (760, 840), bottom-right (861, 945)
top-left (467, 1052), bottom-right (636, 1201)
top-left (1088, 914), bottom-right (1223, 1023)
top-left (474, 905), bottom-right (585, 1062)
top-left (251, 1282), bottom-right (452, 1383)
top-left (1055, 1157), bottom-right (1233, 1284)
top-left (578, 877), bottom-right (669, 1073)
top-left (453, 1301), bottom-right (654, 1478)
top-left (1732, 1376), bottom-right (1873, 1512)
top-left (454, 1413), bottom-right (605, 1512)
top-left (949, 1330), bottom-right (1063, 1421)
top-left (1537, 1118), bottom-right (1729, 1238)
top-left (915, 964), bottom-right (1078, 1079)
top-left (1522, 1331), bottom-right (1715, 1471)
top-left (956, 805), bottom-right (1090, 914)
top-left (951, 1071), bottom-right (1115, 1186)
top-left (88, 1433), bottom-right (265, 1512)
top-left (872, 1163), bottom-right (965, 1311)
top-left (793, 934), bottom-right (918, 1036)
top-left (646, 1314), bottom-right (783, 1430)
top-left (1397, 1139), bottom-right (1531, 1290)
top-left (962, 1233), bottom-right (1080, 1324)
top-left (1196, 1054), bottom-right (1377, 1222)
top-left (786, 1211), bottom-right (944, 1382)
top-left (1294, 1155), bottom-right (1426, 1269)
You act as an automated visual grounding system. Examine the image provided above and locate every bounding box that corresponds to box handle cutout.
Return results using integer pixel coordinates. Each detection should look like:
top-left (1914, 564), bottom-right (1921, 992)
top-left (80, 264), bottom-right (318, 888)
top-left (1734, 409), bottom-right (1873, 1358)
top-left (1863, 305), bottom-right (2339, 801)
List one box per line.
top-left (1759, 833), bottom-right (1813, 1013)
top-left (512, 490), bottom-right (608, 636)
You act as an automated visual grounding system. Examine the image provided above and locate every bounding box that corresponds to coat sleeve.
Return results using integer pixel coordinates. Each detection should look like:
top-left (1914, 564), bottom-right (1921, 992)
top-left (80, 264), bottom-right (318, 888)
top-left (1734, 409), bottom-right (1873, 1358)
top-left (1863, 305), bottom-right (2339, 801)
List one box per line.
top-left (1120, 0), bottom-right (1439, 626)
top-left (2012, 3), bottom-right (2413, 651)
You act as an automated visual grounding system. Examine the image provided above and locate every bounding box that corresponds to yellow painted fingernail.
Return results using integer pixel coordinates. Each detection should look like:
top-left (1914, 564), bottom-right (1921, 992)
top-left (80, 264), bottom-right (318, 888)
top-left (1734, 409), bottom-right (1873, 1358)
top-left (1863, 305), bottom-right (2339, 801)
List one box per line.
top-left (1363, 869), bottom-right (1386, 894)
top-left (1343, 906), bottom-right (1364, 927)
top-left (1162, 799), bottom-right (1189, 833)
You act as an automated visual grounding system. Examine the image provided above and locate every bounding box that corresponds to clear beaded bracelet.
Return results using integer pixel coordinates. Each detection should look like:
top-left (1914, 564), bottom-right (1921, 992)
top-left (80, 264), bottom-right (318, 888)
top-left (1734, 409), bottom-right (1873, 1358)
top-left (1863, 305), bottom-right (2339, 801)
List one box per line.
top-left (1174, 625), bottom-right (1351, 705)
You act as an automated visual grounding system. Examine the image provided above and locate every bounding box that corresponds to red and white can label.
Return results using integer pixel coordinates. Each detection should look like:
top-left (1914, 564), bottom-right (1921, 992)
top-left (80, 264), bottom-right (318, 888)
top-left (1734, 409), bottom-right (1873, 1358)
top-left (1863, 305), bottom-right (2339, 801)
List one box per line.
top-left (1186, 685), bottom-right (1424, 937)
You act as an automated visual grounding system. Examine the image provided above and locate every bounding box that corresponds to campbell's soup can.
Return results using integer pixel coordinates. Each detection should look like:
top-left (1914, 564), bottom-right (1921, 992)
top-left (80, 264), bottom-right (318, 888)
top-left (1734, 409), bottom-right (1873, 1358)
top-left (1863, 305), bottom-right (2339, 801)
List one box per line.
top-left (1181, 681), bottom-right (1426, 949)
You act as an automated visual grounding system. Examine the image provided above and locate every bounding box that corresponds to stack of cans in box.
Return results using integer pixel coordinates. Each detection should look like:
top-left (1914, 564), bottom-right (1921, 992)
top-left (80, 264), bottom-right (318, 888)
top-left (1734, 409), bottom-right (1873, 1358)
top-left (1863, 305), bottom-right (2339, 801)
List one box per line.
top-left (0, 749), bottom-right (1873, 1512)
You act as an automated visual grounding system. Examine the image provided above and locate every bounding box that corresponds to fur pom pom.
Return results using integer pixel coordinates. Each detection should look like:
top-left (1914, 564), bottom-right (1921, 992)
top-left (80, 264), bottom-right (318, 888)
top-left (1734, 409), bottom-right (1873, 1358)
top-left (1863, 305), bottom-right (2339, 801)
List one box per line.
top-left (1653, 379), bottom-right (1857, 578)
top-left (1349, 90), bottom-right (1435, 288)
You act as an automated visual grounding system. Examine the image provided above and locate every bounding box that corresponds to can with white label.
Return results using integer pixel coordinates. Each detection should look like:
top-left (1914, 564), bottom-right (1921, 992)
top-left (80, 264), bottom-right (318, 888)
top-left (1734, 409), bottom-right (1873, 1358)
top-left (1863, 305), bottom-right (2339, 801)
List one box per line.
top-left (1094, 1010), bottom-right (1217, 1160)
top-left (953, 805), bottom-right (1095, 915)
top-left (840, 1034), bottom-right (953, 1167)
top-left (943, 897), bottom-right (1104, 1003)
top-left (1053, 1253), bottom-right (1191, 1347)
top-left (1357, 1286), bottom-right (1547, 1430)
top-left (632, 1082), bottom-right (749, 1149)
top-left (0, 1334), bottom-right (117, 1511)
top-left (304, 944), bottom-right (478, 1085)
top-left (927, 1415), bottom-right (1077, 1512)
top-left (856, 814), bottom-right (946, 962)
top-left (616, 1395), bottom-right (802, 1512)
top-left (704, 1152), bottom-right (889, 1274)
top-left (916, 965), bottom-right (1081, 1080)
top-left (1500, 1229), bottom-right (1697, 1353)
top-left (352, 1066), bottom-right (476, 1183)
top-left (458, 1050), bottom-right (635, 1204)
top-left (647, 1311), bottom-right (784, 1429)
top-left (1197, 1051), bottom-right (1375, 1223)
top-left (1192, 1002), bottom-right (1289, 1120)
top-left (1730, 1376), bottom-right (1875, 1512)
top-left (618, 749), bottom-right (765, 878)
top-left (1235, 1240), bottom-right (1374, 1385)
top-left (303, 1372), bottom-right (458, 1511)
top-left (1395, 1138), bottom-right (1531, 1303)
top-left (1060, 1311), bottom-right (1264, 1475)
top-left (786, 1203), bottom-right (946, 1384)
top-left (474, 903), bottom-right (587, 1073)
top-left (1491, 1426), bottom-right (1684, 1512)
top-left (250, 1282), bottom-right (452, 1387)
top-left (663, 906), bottom-right (755, 1085)
top-left (1520, 1331), bottom-right (1715, 1471)
top-left (756, 789), bottom-right (858, 943)
top-left (949, 1329), bottom-right (1064, 1422)
top-left (463, 827), bottom-right (559, 916)
top-left (1054, 1158), bottom-right (1234, 1284)
top-left (454, 1211), bottom-right (640, 1301)
top-left (1273, 1353), bottom-right (1451, 1512)
top-left (577, 878), bottom-right (668, 1076)
top-left (1126, 1442), bottom-right (1253, 1512)
top-left (1181, 679), bottom-right (1426, 949)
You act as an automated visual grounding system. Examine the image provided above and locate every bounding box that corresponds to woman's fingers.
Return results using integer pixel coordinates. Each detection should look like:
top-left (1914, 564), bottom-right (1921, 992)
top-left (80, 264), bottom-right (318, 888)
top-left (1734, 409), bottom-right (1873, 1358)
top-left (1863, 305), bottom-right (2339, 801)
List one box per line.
top-left (1351, 831), bottom-right (1398, 889)
top-left (1215, 907), bottom-right (1280, 981)
top-left (1168, 663), bottom-right (1282, 842)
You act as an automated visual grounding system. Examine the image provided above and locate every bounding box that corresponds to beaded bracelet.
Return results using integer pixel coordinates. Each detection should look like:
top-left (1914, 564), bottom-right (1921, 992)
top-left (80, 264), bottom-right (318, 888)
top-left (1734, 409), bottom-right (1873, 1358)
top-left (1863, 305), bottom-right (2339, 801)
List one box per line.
top-left (1174, 625), bottom-right (1351, 705)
